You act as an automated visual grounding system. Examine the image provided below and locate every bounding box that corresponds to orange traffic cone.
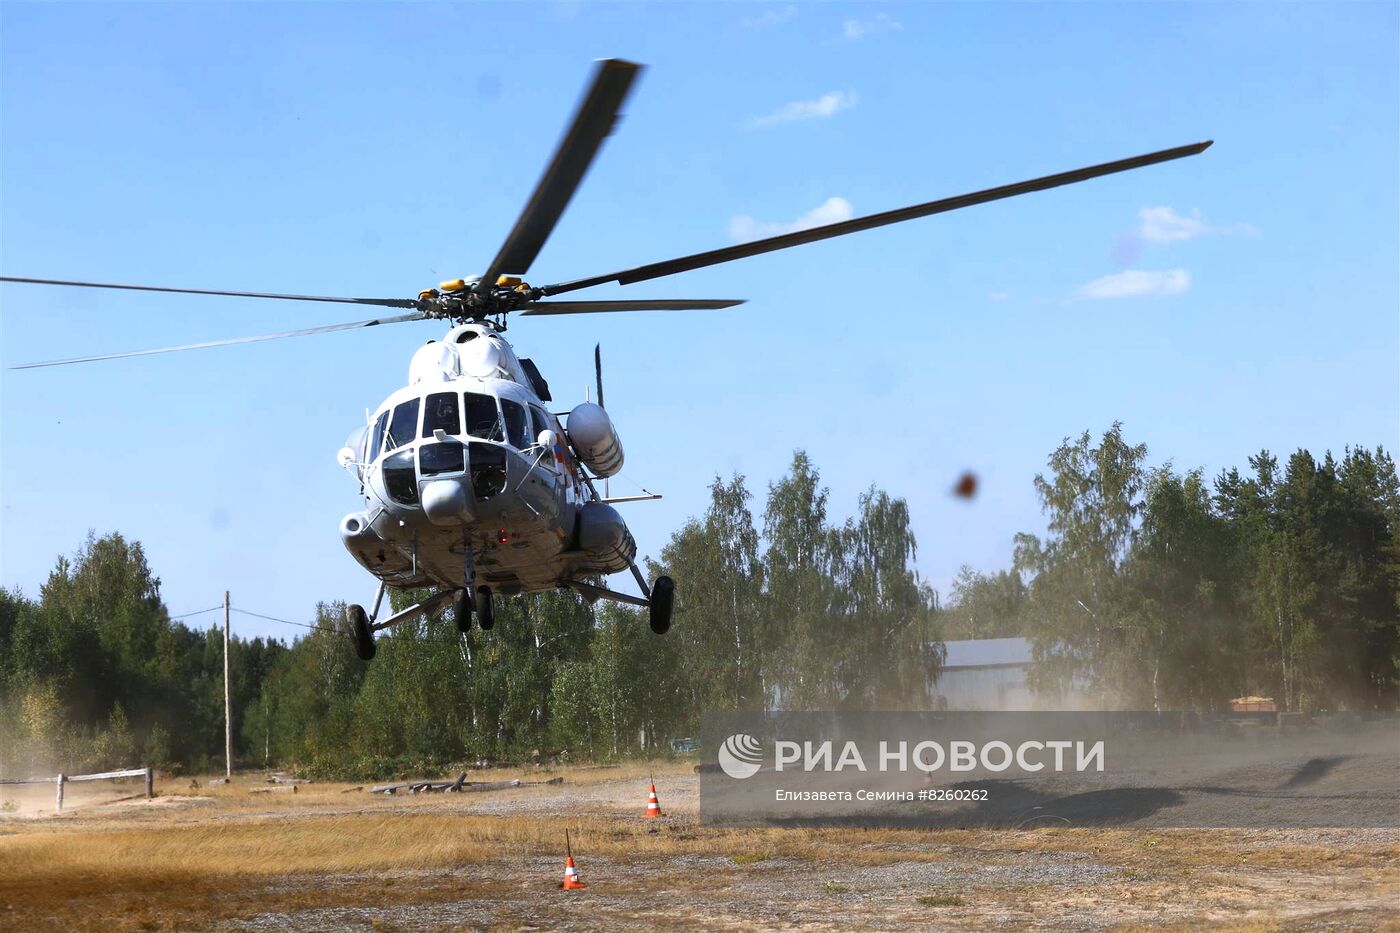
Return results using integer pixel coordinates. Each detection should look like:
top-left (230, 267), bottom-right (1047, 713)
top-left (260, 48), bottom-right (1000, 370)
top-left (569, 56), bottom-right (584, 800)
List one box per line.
top-left (559, 830), bottom-right (587, 890)
top-left (643, 781), bottom-right (664, 818)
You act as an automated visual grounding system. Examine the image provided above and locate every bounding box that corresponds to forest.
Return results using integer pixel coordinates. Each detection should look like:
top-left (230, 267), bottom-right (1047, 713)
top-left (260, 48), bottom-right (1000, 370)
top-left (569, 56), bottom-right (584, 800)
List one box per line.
top-left (1, 426), bottom-right (1395, 778)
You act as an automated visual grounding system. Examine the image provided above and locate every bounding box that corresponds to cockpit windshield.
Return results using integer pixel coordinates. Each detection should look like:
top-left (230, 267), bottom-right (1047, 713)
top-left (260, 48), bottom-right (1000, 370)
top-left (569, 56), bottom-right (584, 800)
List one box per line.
top-left (372, 391), bottom-right (533, 460)
top-left (385, 398), bottom-right (419, 454)
top-left (422, 392), bottom-right (460, 438)
top-left (464, 392), bottom-right (502, 440)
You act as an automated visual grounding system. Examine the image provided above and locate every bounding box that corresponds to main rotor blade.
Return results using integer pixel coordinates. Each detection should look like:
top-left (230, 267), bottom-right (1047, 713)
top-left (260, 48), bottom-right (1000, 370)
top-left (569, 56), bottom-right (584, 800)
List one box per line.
top-left (518, 298), bottom-right (744, 316)
top-left (0, 276), bottom-right (422, 308)
top-left (11, 311), bottom-right (430, 369)
top-left (541, 140), bottom-right (1213, 295)
top-left (477, 59), bottom-right (643, 290)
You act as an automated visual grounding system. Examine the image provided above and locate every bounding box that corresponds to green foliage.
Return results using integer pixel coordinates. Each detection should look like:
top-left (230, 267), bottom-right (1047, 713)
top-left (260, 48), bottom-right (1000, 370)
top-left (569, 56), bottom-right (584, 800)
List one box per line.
top-left (0, 533), bottom-right (295, 776)
top-left (945, 567), bottom-right (1028, 640)
top-left (1011, 427), bottom-right (1399, 711)
top-left (651, 454), bottom-right (941, 715)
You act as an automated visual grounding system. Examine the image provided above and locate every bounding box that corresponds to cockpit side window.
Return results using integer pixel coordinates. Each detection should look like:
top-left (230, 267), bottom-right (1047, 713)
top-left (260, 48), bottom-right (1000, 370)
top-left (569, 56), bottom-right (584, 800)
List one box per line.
top-left (385, 398), bottom-right (420, 453)
top-left (422, 392), bottom-right (461, 438)
top-left (464, 392), bottom-right (502, 440)
top-left (370, 410), bottom-right (390, 461)
top-left (501, 399), bottom-right (528, 449)
top-left (529, 406), bottom-right (556, 470)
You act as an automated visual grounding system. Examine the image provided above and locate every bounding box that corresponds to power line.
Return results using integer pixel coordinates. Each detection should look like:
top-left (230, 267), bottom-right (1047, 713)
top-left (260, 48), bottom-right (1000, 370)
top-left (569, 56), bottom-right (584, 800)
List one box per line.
top-left (169, 605), bottom-right (223, 620)
top-left (225, 604), bottom-right (501, 648)
top-left (229, 607), bottom-right (328, 632)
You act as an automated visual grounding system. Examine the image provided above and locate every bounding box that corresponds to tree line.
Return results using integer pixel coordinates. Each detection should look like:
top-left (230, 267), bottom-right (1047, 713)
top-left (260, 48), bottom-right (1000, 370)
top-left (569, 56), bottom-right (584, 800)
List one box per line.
top-left (946, 425), bottom-right (1398, 711)
top-left (1, 432), bottom-right (1394, 778)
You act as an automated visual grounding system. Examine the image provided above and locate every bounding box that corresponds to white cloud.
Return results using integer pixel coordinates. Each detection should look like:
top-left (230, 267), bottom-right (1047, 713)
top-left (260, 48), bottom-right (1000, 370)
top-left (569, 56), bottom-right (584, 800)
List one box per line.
top-left (748, 90), bottom-right (857, 128)
top-left (742, 4), bottom-right (796, 29)
top-left (1076, 269), bottom-right (1191, 300)
top-left (989, 291), bottom-right (1010, 302)
top-left (728, 197), bottom-right (855, 242)
top-left (843, 12), bottom-right (902, 40)
top-left (1138, 206), bottom-right (1209, 244)
top-left (1137, 206), bottom-right (1258, 244)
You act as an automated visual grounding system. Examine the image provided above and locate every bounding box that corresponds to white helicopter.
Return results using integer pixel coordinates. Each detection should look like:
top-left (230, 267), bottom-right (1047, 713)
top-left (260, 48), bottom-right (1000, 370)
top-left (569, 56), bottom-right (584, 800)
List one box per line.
top-left (3, 60), bottom-right (1209, 660)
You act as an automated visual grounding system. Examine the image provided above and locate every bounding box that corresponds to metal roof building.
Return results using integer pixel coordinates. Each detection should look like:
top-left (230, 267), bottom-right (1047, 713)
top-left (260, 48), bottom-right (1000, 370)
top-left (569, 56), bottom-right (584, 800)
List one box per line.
top-left (933, 637), bottom-right (1092, 711)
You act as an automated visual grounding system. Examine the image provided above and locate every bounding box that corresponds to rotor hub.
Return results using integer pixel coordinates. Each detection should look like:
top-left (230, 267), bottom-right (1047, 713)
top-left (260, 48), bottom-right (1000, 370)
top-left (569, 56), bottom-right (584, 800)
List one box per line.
top-left (417, 276), bottom-right (543, 326)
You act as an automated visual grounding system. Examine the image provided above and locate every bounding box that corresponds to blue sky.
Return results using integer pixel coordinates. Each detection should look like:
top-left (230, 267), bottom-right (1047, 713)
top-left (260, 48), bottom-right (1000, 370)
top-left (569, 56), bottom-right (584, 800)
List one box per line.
top-left (2, 2), bottom-right (1396, 641)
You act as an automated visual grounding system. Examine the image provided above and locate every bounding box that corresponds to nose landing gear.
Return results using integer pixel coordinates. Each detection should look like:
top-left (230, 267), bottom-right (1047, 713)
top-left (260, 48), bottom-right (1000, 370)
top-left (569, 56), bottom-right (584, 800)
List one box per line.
top-left (475, 586), bottom-right (495, 630)
top-left (453, 589), bottom-right (472, 633)
top-left (449, 542), bottom-right (483, 634)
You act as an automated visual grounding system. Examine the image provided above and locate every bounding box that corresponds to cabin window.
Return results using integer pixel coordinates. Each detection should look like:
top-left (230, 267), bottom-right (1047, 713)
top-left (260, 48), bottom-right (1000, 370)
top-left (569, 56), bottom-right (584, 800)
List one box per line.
top-left (382, 449), bottom-right (419, 505)
top-left (501, 399), bottom-right (528, 449)
top-left (419, 442), bottom-right (465, 476)
top-left (422, 392), bottom-right (461, 438)
top-left (464, 392), bottom-right (502, 440)
top-left (370, 410), bottom-right (390, 461)
top-left (470, 443), bottom-right (507, 500)
top-left (385, 398), bottom-right (420, 453)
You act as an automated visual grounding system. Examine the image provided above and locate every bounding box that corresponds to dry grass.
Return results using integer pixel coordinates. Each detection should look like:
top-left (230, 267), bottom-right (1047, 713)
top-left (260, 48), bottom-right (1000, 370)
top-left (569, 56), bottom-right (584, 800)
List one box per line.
top-left (1, 766), bottom-right (1395, 931)
top-left (7, 812), bottom-right (1393, 882)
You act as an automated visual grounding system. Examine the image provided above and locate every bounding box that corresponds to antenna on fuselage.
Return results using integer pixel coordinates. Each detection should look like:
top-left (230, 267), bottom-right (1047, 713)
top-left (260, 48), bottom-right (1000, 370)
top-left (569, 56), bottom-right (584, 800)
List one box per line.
top-left (594, 343), bottom-right (605, 410)
top-left (595, 343), bottom-right (608, 497)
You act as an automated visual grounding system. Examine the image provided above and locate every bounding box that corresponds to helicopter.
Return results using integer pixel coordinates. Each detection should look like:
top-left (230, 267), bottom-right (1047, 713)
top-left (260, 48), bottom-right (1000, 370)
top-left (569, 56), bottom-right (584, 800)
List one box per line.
top-left (2, 59), bottom-right (1210, 661)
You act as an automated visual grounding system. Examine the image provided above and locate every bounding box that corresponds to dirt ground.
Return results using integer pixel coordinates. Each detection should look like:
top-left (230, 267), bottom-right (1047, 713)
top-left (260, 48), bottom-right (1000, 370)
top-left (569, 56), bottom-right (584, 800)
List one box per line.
top-left (0, 763), bottom-right (1396, 931)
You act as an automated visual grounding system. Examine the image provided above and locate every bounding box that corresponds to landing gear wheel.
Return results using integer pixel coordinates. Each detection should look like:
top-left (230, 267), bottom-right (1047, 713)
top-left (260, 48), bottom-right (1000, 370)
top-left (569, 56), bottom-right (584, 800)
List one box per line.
top-left (475, 586), bottom-right (495, 630)
top-left (346, 604), bottom-right (376, 661)
top-left (649, 575), bottom-right (674, 635)
top-left (453, 589), bottom-right (472, 634)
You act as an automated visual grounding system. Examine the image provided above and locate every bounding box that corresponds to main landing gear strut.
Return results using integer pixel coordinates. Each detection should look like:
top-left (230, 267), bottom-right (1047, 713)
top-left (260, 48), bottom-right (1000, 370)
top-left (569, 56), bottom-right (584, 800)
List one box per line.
top-left (344, 584), bottom-right (456, 662)
top-left (564, 562), bottom-right (674, 635)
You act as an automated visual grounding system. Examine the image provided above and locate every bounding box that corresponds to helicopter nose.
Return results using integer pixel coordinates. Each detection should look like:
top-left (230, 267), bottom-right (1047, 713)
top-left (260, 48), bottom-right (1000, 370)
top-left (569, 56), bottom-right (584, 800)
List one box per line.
top-left (421, 478), bottom-right (473, 526)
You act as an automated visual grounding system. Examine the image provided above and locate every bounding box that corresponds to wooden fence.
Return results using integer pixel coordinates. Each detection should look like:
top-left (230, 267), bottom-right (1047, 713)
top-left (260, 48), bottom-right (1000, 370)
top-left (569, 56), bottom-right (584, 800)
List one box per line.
top-left (0, 767), bottom-right (153, 811)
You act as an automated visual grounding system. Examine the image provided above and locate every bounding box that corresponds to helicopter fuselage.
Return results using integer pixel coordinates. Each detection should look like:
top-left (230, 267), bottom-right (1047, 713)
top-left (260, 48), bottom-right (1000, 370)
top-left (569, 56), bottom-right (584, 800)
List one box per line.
top-left (337, 322), bottom-right (636, 598)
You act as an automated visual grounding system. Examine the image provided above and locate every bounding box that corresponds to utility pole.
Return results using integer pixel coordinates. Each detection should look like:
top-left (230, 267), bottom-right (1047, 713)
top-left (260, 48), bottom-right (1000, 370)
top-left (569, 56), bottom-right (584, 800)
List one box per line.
top-left (224, 590), bottom-right (232, 780)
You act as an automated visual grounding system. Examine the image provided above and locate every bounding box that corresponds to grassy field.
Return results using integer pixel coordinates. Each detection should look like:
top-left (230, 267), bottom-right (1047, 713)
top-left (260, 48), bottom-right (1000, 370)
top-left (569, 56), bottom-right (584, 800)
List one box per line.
top-left (1, 763), bottom-right (1396, 930)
